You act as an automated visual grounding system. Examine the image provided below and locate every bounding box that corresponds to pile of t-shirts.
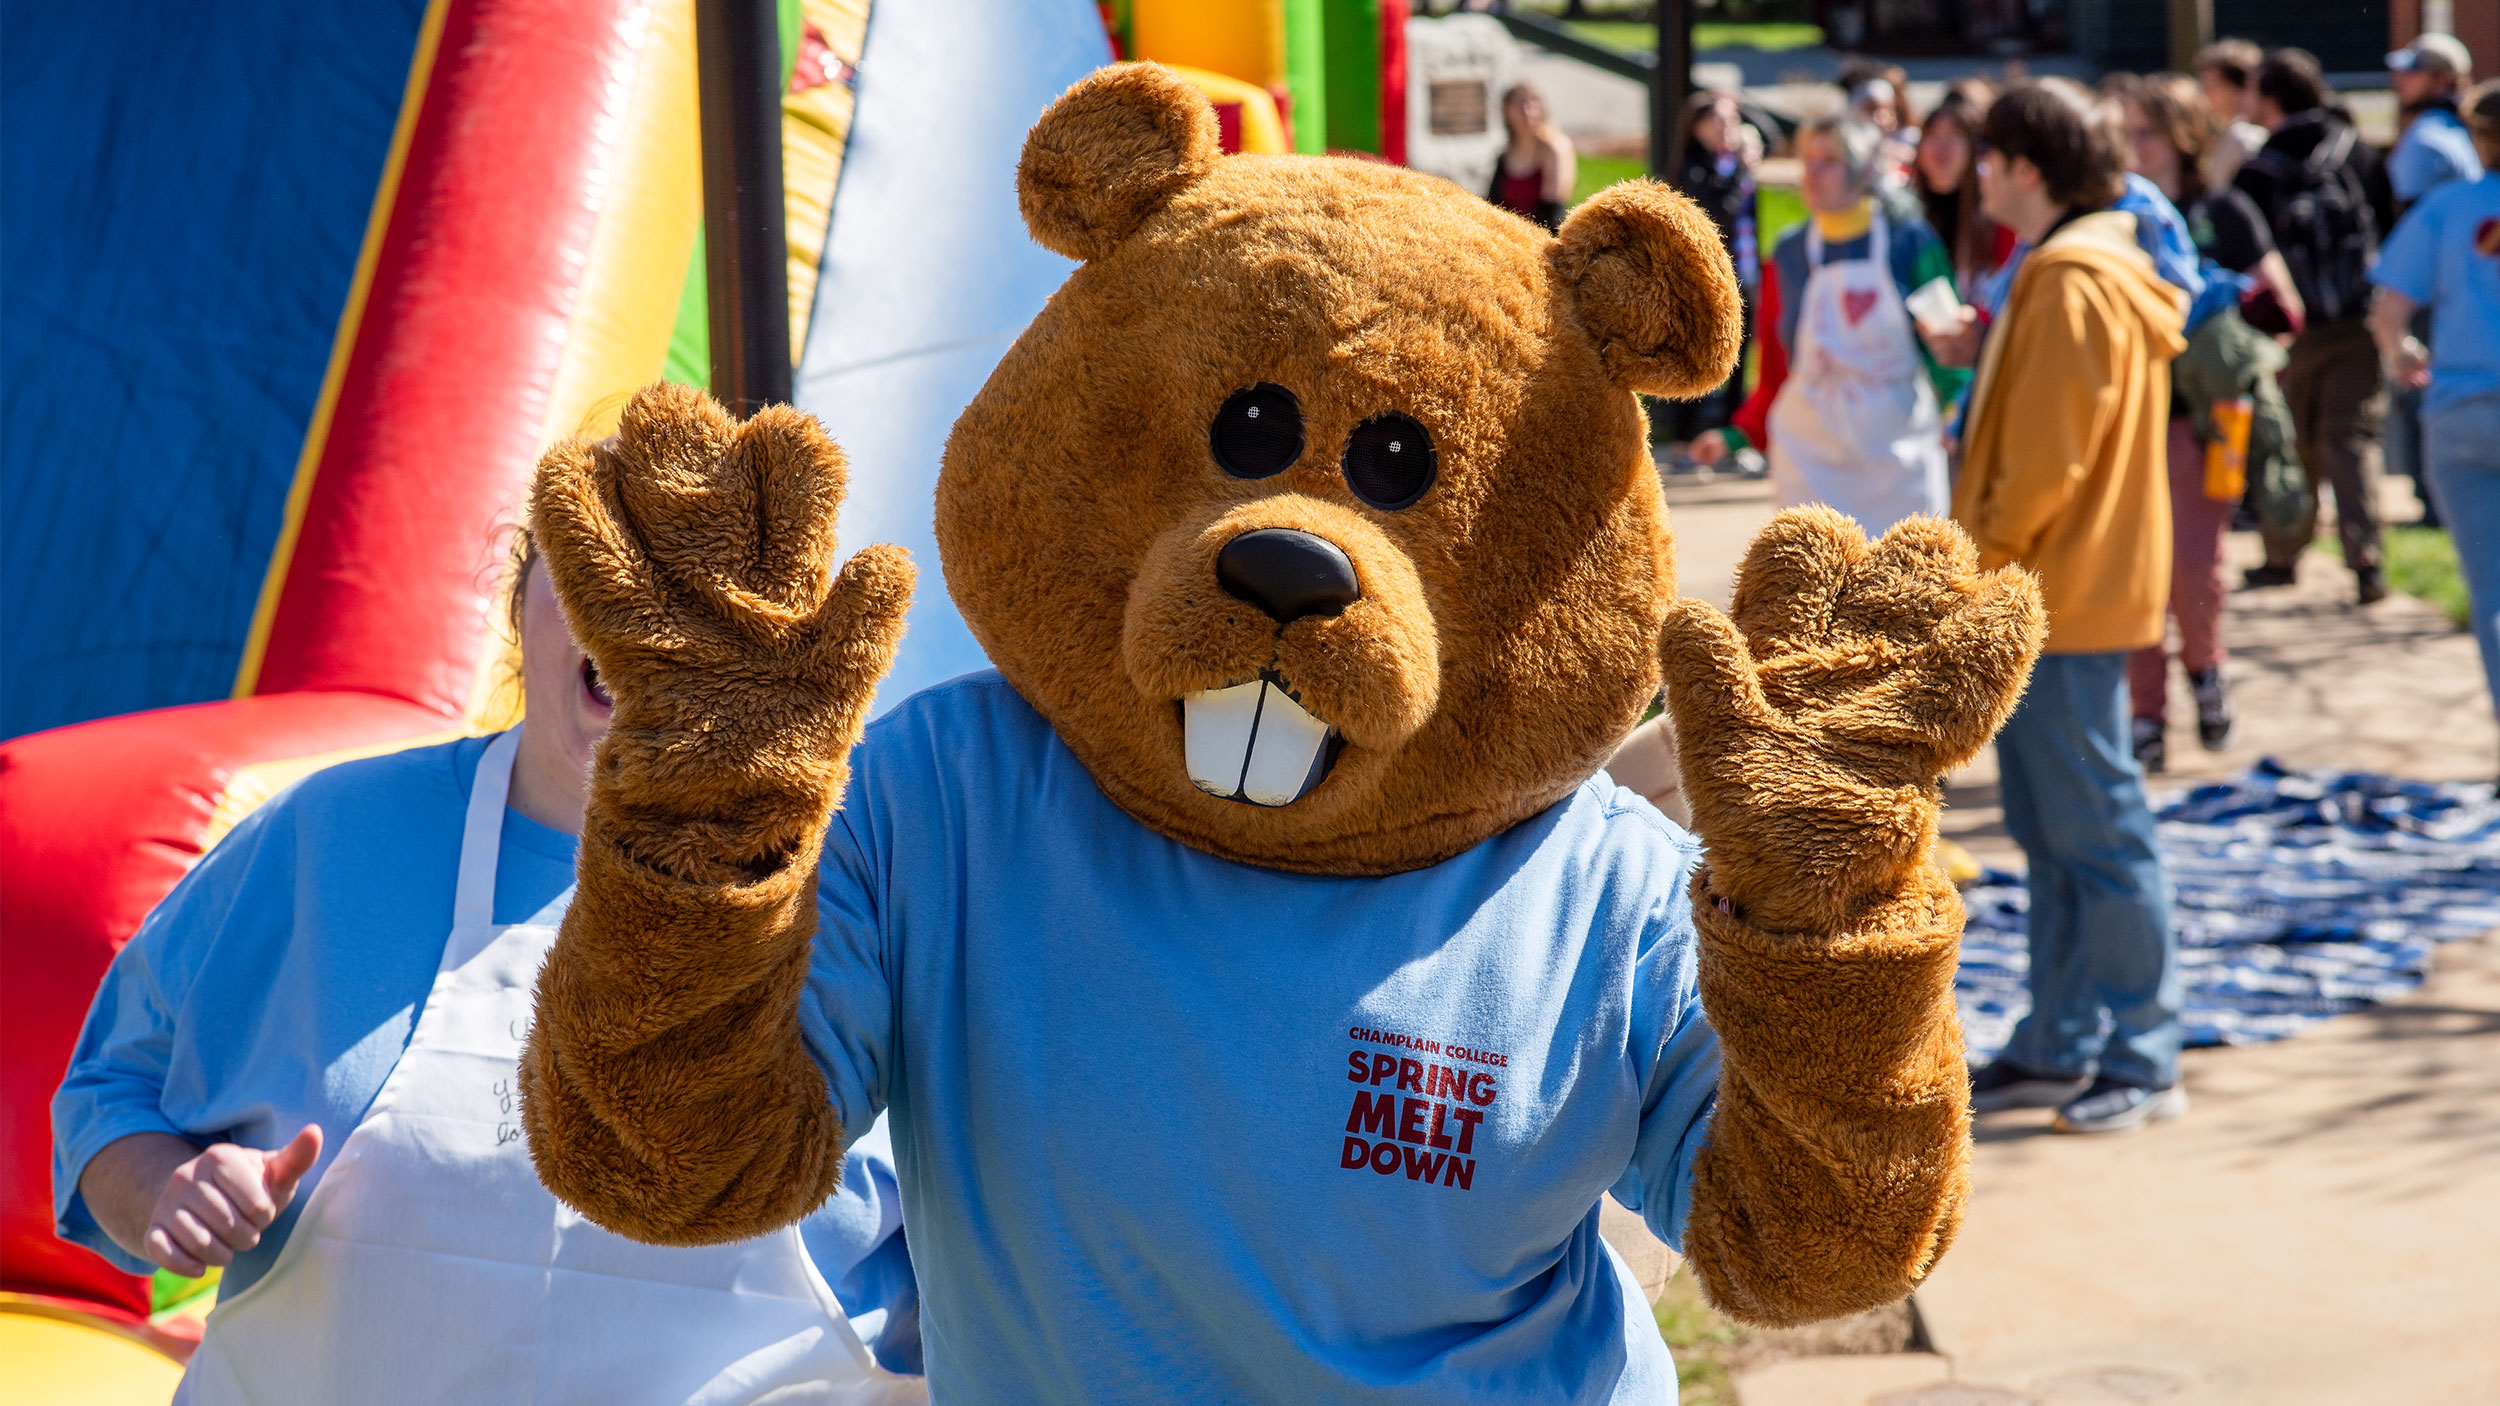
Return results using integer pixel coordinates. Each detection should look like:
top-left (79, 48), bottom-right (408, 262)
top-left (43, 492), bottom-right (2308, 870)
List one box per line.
top-left (1958, 761), bottom-right (2500, 1056)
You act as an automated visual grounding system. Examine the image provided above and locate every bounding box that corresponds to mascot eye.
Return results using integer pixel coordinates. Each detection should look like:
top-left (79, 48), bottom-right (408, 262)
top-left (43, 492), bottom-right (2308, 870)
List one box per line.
top-left (1209, 384), bottom-right (1305, 479)
top-left (1341, 413), bottom-right (1437, 510)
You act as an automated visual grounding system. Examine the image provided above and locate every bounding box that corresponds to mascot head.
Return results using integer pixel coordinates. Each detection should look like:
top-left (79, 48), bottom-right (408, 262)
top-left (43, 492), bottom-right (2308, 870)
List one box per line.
top-left (936, 64), bottom-right (1741, 874)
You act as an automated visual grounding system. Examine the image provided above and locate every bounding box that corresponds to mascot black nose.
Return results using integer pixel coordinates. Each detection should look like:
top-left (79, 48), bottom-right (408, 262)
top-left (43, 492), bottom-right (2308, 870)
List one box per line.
top-left (1217, 528), bottom-right (1360, 624)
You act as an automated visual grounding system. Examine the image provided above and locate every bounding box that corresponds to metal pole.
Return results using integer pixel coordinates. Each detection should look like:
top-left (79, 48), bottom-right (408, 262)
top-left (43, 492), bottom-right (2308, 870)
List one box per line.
top-left (2168, 0), bottom-right (2212, 77)
top-left (1650, 0), bottom-right (1691, 180)
top-left (695, 0), bottom-right (791, 414)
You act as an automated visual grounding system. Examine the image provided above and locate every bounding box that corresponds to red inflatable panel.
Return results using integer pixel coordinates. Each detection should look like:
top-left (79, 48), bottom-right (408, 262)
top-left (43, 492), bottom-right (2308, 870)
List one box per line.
top-left (1379, 0), bottom-right (1408, 167)
top-left (0, 693), bottom-right (450, 1316)
top-left (251, 0), bottom-right (651, 714)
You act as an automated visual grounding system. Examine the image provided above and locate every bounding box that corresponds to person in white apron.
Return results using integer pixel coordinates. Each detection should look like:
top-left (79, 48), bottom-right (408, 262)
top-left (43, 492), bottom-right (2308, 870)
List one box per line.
top-left (55, 533), bottom-right (923, 1403)
top-left (1691, 116), bottom-right (1956, 535)
top-left (1764, 205), bottom-right (1952, 535)
top-left (171, 727), bottom-right (921, 1405)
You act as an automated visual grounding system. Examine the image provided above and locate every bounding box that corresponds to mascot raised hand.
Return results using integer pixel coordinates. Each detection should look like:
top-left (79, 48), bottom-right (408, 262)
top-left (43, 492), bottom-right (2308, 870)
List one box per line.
top-left (520, 64), bottom-right (2042, 1403)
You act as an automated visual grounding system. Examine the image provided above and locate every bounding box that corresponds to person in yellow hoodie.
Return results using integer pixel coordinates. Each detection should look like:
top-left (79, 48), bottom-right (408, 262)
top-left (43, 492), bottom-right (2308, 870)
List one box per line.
top-left (1956, 79), bottom-right (2191, 1135)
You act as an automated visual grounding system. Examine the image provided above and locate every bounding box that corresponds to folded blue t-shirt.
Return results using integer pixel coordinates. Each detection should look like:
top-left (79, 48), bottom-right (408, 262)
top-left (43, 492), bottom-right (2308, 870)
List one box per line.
top-left (802, 671), bottom-right (1721, 1403)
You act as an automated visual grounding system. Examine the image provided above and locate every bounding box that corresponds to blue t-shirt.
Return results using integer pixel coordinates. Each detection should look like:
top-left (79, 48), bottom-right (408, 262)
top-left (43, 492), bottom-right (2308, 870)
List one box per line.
top-left (2372, 172), bottom-right (2500, 416)
top-left (2390, 106), bottom-right (2484, 205)
top-left (804, 672), bottom-right (1720, 1403)
top-left (51, 735), bottom-right (912, 1333)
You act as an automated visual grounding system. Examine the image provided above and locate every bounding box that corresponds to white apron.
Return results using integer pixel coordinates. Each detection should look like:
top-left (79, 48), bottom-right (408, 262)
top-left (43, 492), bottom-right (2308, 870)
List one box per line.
top-left (176, 728), bottom-right (923, 1406)
top-left (1766, 211), bottom-right (1950, 536)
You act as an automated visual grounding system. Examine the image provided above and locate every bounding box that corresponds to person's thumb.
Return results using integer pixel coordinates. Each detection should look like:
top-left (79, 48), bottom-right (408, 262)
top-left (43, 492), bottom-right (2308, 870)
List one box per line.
top-left (262, 1125), bottom-right (323, 1205)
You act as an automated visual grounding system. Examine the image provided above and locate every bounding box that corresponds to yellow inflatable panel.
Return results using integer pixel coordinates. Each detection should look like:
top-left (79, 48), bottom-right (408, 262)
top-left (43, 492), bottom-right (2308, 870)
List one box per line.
top-left (1131, 0), bottom-right (1284, 91)
top-left (0, 1303), bottom-right (181, 1405)
top-left (781, 0), bottom-right (873, 366)
top-left (1162, 65), bottom-right (1290, 155)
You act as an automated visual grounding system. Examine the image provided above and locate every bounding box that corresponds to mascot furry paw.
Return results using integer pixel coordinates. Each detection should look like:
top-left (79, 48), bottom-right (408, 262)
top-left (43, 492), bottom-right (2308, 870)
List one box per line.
top-left (521, 63), bottom-right (2043, 1402)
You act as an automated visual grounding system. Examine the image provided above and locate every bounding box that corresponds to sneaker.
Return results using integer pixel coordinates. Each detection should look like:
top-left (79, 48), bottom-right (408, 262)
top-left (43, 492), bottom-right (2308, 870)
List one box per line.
top-left (2052, 1077), bottom-right (2189, 1134)
top-left (2189, 668), bottom-right (2233, 751)
top-left (2355, 565), bottom-right (2388, 605)
top-left (1969, 1060), bottom-right (2091, 1113)
top-left (2130, 715), bottom-right (2166, 775)
top-left (2241, 563), bottom-right (2297, 590)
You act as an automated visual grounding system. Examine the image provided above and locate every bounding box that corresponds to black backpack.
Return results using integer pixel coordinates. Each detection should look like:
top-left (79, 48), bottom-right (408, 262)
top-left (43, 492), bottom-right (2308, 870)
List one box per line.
top-left (2249, 124), bottom-right (2377, 323)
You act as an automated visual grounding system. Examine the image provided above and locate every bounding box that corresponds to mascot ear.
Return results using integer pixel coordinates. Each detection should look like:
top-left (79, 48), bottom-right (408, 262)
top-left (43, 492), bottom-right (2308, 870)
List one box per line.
top-left (1019, 63), bottom-right (1221, 263)
top-left (1551, 182), bottom-right (1744, 399)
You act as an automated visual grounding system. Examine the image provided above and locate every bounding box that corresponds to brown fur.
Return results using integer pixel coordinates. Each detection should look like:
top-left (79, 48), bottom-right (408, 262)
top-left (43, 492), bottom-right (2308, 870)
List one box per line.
top-left (523, 63), bottom-right (2044, 1331)
top-left (939, 72), bottom-right (1735, 874)
top-left (1662, 508), bottom-right (2044, 1322)
top-left (519, 383), bottom-right (911, 1243)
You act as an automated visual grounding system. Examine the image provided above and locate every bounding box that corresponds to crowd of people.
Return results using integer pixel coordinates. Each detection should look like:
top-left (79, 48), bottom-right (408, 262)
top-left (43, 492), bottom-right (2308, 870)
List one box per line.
top-left (1620, 40), bottom-right (2500, 1135)
top-left (44, 40), bottom-right (2498, 1400)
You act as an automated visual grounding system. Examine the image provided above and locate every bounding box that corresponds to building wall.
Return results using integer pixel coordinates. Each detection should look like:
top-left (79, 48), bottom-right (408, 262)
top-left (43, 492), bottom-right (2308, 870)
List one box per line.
top-left (2391, 0), bottom-right (2500, 81)
top-left (2094, 0), bottom-right (2392, 71)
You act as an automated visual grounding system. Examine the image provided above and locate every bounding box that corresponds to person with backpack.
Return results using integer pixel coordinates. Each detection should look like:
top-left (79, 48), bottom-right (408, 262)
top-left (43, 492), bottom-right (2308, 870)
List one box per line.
top-left (2235, 49), bottom-right (2399, 603)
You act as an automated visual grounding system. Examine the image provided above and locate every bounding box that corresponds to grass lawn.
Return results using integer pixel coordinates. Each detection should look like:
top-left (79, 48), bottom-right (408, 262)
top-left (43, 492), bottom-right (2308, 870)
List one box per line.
top-left (1649, 1267), bottom-right (1923, 1404)
top-left (1563, 20), bottom-right (1825, 52)
top-left (2319, 526), bottom-right (2470, 626)
top-left (1653, 1271), bottom-right (1748, 1404)
top-left (1571, 160), bottom-right (1804, 238)
top-left (2384, 527), bottom-right (2472, 626)
top-left (1757, 183), bottom-right (1806, 248)
top-left (1567, 168), bottom-right (1805, 413)
top-left (1572, 153), bottom-right (1651, 204)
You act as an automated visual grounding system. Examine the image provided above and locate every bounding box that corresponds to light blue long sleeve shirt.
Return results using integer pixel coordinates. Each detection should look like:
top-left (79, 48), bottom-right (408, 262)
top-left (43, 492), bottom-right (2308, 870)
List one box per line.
top-left (51, 735), bottom-right (912, 1337)
top-left (800, 672), bottom-right (1721, 1403)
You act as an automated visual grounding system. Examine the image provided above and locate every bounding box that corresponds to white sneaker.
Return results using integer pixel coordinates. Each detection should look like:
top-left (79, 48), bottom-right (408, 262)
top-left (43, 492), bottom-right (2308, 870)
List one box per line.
top-left (2052, 1078), bottom-right (2188, 1134)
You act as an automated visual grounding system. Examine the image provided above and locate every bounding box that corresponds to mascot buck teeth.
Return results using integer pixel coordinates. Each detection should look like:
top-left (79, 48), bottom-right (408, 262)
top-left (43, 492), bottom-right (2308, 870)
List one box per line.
top-left (519, 63), bottom-right (2045, 1403)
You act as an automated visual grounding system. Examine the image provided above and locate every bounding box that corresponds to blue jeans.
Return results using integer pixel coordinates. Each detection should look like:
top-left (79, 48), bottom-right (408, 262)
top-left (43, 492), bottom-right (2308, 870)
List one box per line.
top-left (1995, 651), bottom-right (2182, 1087)
top-left (2425, 396), bottom-right (2500, 729)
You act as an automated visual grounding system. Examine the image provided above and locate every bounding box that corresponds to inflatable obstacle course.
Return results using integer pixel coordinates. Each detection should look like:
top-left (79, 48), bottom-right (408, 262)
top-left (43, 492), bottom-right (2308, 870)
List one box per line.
top-left (1118, 0), bottom-right (1410, 158)
top-left (2, 1), bottom-right (1480, 1395)
top-left (0, 0), bottom-right (1104, 1395)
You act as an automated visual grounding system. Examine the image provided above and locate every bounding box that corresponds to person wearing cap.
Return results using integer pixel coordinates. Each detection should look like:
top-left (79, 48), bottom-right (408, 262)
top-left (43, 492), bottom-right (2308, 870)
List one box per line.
top-left (2390, 34), bottom-right (2482, 214)
top-left (2384, 33), bottom-right (2482, 527)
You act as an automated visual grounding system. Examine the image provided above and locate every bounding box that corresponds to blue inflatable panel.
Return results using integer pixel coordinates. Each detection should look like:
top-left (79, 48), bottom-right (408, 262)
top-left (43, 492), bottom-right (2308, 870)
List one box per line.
top-left (793, 0), bottom-right (1108, 714)
top-left (0, 2), bottom-right (428, 738)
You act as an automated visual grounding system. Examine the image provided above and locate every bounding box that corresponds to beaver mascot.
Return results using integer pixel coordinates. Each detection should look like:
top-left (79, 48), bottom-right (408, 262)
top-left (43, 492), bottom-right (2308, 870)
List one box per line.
top-left (518, 64), bottom-right (2043, 1403)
